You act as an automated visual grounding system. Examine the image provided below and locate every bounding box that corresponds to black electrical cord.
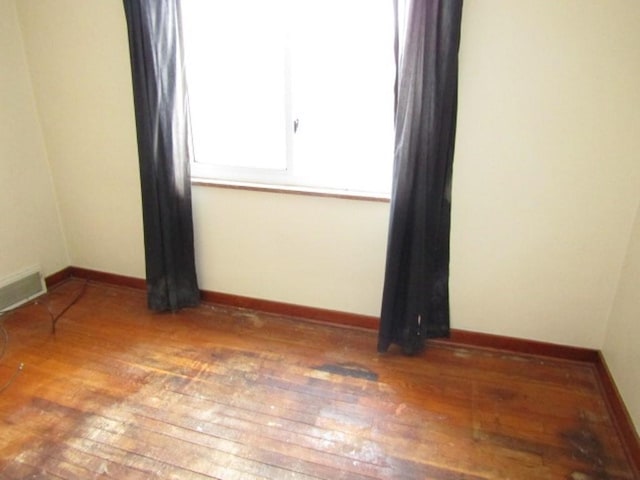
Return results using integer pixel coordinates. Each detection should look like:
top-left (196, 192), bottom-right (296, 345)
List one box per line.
top-left (0, 312), bottom-right (24, 393)
top-left (0, 359), bottom-right (23, 394)
top-left (47, 279), bottom-right (88, 334)
top-left (0, 279), bottom-right (88, 393)
top-left (0, 319), bottom-right (8, 364)
top-left (0, 298), bottom-right (33, 361)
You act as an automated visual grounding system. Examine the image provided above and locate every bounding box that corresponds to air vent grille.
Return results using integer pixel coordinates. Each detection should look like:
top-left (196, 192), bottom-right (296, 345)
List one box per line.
top-left (0, 267), bottom-right (46, 312)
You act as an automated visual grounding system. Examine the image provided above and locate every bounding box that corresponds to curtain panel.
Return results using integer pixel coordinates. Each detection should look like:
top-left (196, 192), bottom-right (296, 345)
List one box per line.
top-left (122, 0), bottom-right (200, 311)
top-left (378, 0), bottom-right (463, 354)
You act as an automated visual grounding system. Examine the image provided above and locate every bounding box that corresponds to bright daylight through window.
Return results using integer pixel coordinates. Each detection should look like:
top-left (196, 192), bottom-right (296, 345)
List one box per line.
top-left (181, 0), bottom-right (395, 195)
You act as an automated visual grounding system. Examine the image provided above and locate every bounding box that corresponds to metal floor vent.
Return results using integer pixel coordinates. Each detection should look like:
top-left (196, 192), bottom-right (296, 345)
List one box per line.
top-left (0, 266), bottom-right (46, 312)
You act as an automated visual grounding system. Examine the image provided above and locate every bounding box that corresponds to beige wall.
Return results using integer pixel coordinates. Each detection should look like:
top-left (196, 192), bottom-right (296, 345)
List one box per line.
top-left (0, 0), bottom-right (68, 281)
top-left (451, 0), bottom-right (640, 347)
top-left (193, 187), bottom-right (389, 315)
top-left (14, 0), bottom-right (640, 354)
top-left (16, 0), bottom-right (145, 279)
top-left (604, 199), bottom-right (640, 431)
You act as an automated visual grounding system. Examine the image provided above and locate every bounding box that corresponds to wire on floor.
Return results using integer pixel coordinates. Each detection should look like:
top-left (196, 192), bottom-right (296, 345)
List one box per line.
top-left (0, 313), bottom-right (24, 393)
top-left (46, 279), bottom-right (88, 334)
top-left (0, 279), bottom-right (89, 393)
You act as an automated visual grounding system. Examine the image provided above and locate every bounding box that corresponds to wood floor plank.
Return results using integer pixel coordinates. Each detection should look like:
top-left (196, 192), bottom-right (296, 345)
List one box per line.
top-left (0, 280), bottom-right (635, 479)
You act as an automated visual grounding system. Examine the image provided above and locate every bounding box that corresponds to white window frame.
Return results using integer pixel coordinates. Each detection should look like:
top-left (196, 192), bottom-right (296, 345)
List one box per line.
top-left (183, 0), bottom-right (395, 198)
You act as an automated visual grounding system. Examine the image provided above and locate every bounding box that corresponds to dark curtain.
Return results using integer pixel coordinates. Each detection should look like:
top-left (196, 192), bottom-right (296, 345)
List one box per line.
top-left (378, 0), bottom-right (463, 354)
top-left (122, 0), bottom-right (200, 311)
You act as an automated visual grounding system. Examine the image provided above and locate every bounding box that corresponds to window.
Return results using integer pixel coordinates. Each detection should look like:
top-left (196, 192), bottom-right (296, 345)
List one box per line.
top-left (181, 0), bottom-right (395, 195)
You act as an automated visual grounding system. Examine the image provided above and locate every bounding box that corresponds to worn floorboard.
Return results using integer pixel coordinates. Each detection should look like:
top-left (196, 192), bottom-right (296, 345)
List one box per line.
top-left (0, 280), bottom-right (634, 479)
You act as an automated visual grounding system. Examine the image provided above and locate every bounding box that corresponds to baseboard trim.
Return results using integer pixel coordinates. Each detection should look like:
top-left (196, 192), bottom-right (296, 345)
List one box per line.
top-left (433, 329), bottom-right (600, 363)
top-left (594, 352), bottom-right (640, 477)
top-left (47, 267), bottom-right (602, 360)
top-left (70, 267), bottom-right (146, 290)
top-left (201, 290), bottom-right (379, 330)
top-left (44, 267), bottom-right (73, 289)
top-left (45, 265), bottom-right (639, 474)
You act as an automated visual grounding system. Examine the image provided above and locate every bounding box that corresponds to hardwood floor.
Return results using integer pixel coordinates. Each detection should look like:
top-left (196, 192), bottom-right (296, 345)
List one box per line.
top-left (0, 280), bottom-right (635, 479)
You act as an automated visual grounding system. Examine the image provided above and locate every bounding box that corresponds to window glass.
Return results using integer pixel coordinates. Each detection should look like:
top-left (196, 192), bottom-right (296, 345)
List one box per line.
top-left (182, 0), bottom-right (394, 194)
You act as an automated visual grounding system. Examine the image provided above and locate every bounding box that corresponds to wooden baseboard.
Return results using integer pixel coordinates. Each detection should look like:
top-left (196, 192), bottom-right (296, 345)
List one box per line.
top-left (69, 267), bottom-right (146, 290)
top-left (595, 352), bottom-right (640, 477)
top-left (201, 290), bottom-right (379, 330)
top-left (44, 267), bottom-right (73, 289)
top-left (46, 267), bottom-right (601, 360)
top-left (432, 329), bottom-right (600, 363)
top-left (45, 265), bottom-right (639, 474)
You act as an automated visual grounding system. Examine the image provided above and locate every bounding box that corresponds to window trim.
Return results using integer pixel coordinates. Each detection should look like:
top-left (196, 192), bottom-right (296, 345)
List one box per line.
top-left (191, 176), bottom-right (391, 203)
